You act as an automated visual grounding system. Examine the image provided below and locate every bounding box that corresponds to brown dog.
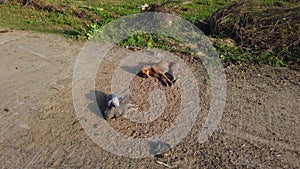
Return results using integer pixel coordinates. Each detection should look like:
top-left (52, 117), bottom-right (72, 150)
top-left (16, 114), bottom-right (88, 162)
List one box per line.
top-left (141, 61), bottom-right (179, 86)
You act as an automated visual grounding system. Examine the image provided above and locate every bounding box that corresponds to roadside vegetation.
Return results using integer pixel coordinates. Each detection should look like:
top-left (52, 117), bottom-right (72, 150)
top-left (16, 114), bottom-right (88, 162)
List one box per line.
top-left (0, 0), bottom-right (299, 69)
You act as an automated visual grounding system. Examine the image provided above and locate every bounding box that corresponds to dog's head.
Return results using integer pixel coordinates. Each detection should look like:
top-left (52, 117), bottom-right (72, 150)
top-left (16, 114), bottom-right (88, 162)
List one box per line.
top-left (141, 66), bottom-right (151, 78)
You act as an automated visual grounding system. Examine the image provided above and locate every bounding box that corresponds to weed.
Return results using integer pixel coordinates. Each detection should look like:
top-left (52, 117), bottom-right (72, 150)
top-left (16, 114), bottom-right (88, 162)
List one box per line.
top-left (215, 42), bottom-right (286, 67)
top-left (215, 43), bottom-right (246, 61)
top-left (256, 52), bottom-right (285, 67)
top-left (86, 23), bottom-right (100, 39)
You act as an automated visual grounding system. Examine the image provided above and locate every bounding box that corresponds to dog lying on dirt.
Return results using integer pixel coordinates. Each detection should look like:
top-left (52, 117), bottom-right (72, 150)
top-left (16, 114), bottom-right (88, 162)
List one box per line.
top-left (104, 94), bottom-right (135, 120)
top-left (141, 61), bottom-right (179, 86)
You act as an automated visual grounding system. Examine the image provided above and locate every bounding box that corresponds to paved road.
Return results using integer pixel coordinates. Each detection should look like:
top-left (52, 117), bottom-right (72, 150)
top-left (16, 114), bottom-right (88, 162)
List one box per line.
top-left (0, 29), bottom-right (82, 150)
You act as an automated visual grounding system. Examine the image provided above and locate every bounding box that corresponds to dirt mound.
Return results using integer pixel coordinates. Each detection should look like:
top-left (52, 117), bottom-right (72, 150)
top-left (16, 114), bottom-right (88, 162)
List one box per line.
top-left (208, 0), bottom-right (300, 69)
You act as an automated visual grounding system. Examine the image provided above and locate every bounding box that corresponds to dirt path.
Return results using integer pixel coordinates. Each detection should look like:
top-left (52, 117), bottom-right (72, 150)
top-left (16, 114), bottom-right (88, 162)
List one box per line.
top-left (0, 29), bottom-right (299, 168)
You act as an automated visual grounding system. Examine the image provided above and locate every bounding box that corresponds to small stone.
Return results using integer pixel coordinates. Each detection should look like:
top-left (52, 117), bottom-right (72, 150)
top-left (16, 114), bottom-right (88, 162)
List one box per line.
top-left (93, 124), bottom-right (101, 129)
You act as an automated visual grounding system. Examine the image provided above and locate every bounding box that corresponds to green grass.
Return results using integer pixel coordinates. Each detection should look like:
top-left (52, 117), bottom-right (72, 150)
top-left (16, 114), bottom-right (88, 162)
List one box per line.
top-left (216, 43), bottom-right (286, 67)
top-left (0, 4), bottom-right (85, 38)
top-left (0, 0), bottom-right (237, 38)
top-left (0, 0), bottom-right (296, 67)
top-left (178, 0), bottom-right (237, 22)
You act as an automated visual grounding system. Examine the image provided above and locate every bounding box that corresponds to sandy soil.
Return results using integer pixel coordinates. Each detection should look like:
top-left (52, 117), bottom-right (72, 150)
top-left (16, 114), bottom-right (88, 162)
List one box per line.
top-left (0, 29), bottom-right (299, 168)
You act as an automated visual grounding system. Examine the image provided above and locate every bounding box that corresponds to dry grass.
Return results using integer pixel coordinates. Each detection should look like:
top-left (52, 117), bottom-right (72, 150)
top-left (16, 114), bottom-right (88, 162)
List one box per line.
top-left (208, 0), bottom-right (300, 68)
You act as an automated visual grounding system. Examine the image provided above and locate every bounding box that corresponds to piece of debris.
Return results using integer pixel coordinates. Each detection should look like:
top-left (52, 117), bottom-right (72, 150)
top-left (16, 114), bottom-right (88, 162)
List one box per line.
top-left (93, 123), bottom-right (101, 129)
top-left (139, 4), bottom-right (149, 11)
top-left (125, 46), bottom-right (142, 51)
top-left (71, 119), bottom-right (79, 125)
top-left (156, 160), bottom-right (172, 168)
top-left (4, 108), bottom-right (10, 112)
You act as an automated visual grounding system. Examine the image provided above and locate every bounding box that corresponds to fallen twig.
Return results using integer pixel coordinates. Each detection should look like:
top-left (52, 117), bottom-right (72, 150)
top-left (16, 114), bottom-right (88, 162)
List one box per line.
top-left (156, 161), bottom-right (172, 168)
